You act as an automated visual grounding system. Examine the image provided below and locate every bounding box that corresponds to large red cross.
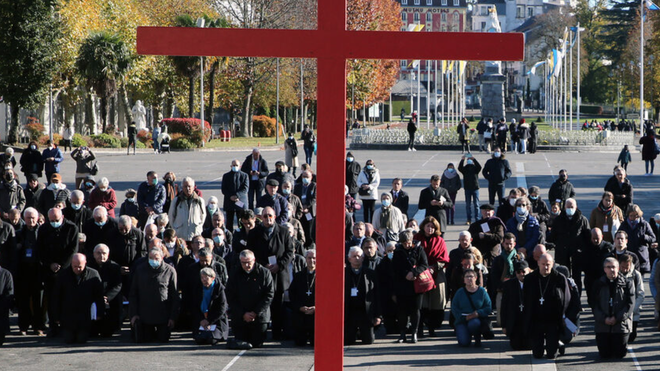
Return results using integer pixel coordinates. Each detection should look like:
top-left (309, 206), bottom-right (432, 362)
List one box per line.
top-left (137, 1), bottom-right (523, 369)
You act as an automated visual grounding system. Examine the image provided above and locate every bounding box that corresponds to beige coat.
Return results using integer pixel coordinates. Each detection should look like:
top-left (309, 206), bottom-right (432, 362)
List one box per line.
top-left (168, 194), bottom-right (206, 241)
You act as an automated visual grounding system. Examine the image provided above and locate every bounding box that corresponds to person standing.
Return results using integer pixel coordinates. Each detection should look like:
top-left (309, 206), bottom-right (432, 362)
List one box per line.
top-left (407, 113), bottom-right (418, 151)
top-left (619, 254), bottom-right (644, 343)
top-left (509, 119), bottom-right (519, 154)
top-left (127, 122), bottom-right (137, 155)
top-left (591, 257), bottom-right (634, 359)
top-left (345, 152), bottom-right (361, 200)
top-left (221, 160), bottom-right (249, 231)
top-left (639, 129), bottom-right (657, 176)
top-left (617, 145), bottom-right (631, 171)
top-left (548, 169), bottom-right (575, 208)
top-left (457, 118), bottom-right (470, 154)
top-left (501, 260), bottom-right (531, 350)
top-left (589, 192), bottom-right (624, 244)
top-left (418, 174), bottom-right (453, 235)
top-left (284, 133), bottom-right (299, 177)
top-left (16, 207), bottom-right (46, 336)
top-left (458, 155), bottom-right (482, 225)
top-left (241, 148), bottom-right (269, 210)
top-left (518, 119), bottom-right (530, 154)
top-left (289, 249), bottom-right (316, 346)
top-left (0, 259), bottom-right (12, 345)
top-left (344, 246), bottom-right (381, 345)
top-left (482, 147), bottom-right (512, 206)
top-left (152, 122), bottom-right (162, 154)
top-left (357, 160), bottom-right (380, 224)
top-left (62, 124), bottom-right (74, 153)
top-left (71, 146), bottom-right (96, 189)
top-left (476, 118), bottom-right (487, 152)
top-left (137, 171), bottom-right (166, 227)
top-left (393, 230), bottom-right (428, 344)
top-left (20, 141), bottom-right (44, 181)
top-left (168, 177), bottom-right (206, 242)
top-left (603, 167), bottom-right (633, 213)
top-left (529, 121), bottom-right (539, 154)
top-left (390, 178), bottom-right (409, 220)
top-left (495, 119), bottom-right (508, 151)
top-left (300, 125), bottom-right (316, 165)
top-left (88, 177), bottom-right (118, 218)
top-left (618, 204), bottom-right (656, 274)
top-left (42, 140), bottom-right (63, 185)
top-left (440, 163), bottom-right (461, 226)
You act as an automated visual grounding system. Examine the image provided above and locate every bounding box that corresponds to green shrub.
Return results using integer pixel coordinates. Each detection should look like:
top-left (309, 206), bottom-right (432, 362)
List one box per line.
top-left (580, 105), bottom-right (603, 115)
top-left (90, 133), bottom-right (121, 148)
top-left (253, 115), bottom-right (276, 137)
top-left (170, 137), bottom-right (196, 149)
top-left (71, 134), bottom-right (88, 147)
top-left (536, 117), bottom-right (544, 122)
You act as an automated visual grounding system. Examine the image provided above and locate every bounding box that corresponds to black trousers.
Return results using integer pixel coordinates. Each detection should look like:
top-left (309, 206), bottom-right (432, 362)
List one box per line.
top-left (407, 132), bottom-right (415, 150)
top-left (531, 322), bottom-right (560, 358)
top-left (226, 208), bottom-right (241, 231)
top-left (133, 320), bottom-right (171, 343)
top-left (596, 332), bottom-right (629, 359)
top-left (293, 313), bottom-right (315, 346)
top-left (397, 293), bottom-right (423, 335)
top-left (233, 319), bottom-right (268, 347)
top-left (270, 289), bottom-right (285, 339)
top-left (247, 180), bottom-right (264, 210)
top-left (509, 328), bottom-right (531, 350)
top-left (362, 200), bottom-right (375, 224)
top-left (16, 277), bottom-right (46, 332)
top-left (63, 326), bottom-right (90, 344)
top-left (344, 310), bottom-right (374, 345)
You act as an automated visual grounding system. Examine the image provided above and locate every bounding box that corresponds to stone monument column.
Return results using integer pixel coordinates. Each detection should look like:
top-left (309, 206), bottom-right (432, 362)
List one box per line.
top-left (480, 8), bottom-right (506, 121)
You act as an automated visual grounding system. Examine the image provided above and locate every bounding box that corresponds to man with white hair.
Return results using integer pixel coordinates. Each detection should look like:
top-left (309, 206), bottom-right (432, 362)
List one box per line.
top-left (203, 196), bottom-right (219, 230)
top-left (168, 177), bottom-right (206, 242)
top-left (344, 245), bottom-right (380, 345)
top-left (83, 206), bottom-right (118, 258)
top-left (63, 190), bottom-right (91, 234)
top-left (16, 207), bottom-right (46, 335)
top-left (88, 243), bottom-right (123, 337)
top-left (130, 247), bottom-right (180, 343)
top-left (241, 148), bottom-right (269, 209)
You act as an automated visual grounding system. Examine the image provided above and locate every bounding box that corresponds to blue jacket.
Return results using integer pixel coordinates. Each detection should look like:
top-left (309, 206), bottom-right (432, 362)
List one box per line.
top-left (42, 147), bottom-right (63, 174)
top-left (505, 215), bottom-right (541, 256)
top-left (451, 286), bottom-right (492, 326)
top-left (137, 181), bottom-right (166, 214)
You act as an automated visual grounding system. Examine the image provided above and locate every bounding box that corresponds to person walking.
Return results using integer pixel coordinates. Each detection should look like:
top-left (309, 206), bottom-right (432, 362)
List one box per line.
top-left (457, 118), bottom-right (470, 154)
top-left (458, 155), bottom-right (481, 225)
top-left (482, 148), bottom-right (512, 206)
top-left (127, 122), bottom-right (138, 155)
top-left (440, 163), bottom-right (461, 225)
top-left (284, 133), bottom-right (299, 177)
top-left (407, 113), bottom-right (418, 151)
top-left (300, 125), bottom-right (315, 166)
top-left (639, 129), bottom-right (657, 175)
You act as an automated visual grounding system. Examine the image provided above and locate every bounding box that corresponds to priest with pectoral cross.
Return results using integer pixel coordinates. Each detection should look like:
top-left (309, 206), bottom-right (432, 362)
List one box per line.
top-left (500, 260), bottom-right (531, 350)
top-left (523, 253), bottom-right (571, 359)
top-left (289, 249), bottom-right (317, 346)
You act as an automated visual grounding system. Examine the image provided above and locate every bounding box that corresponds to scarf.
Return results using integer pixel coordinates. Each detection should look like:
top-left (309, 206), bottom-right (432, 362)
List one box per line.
top-left (598, 201), bottom-right (612, 216)
top-left (443, 169), bottom-right (458, 180)
top-left (200, 281), bottom-right (215, 315)
top-left (628, 218), bottom-right (639, 229)
top-left (364, 167), bottom-right (376, 183)
top-left (504, 248), bottom-right (517, 277)
top-left (515, 212), bottom-right (527, 232)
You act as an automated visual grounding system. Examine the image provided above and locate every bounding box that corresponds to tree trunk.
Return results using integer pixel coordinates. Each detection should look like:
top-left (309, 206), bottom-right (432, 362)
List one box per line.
top-left (100, 96), bottom-right (108, 133)
top-left (85, 90), bottom-right (97, 135)
top-left (109, 96), bottom-right (116, 131)
top-left (165, 88), bottom-right (174, 119)
top-left (188, 76), bottom-right (195, 118)
top-left (209, 62), bottom-right (218, 129)
top-left (239, 84), bottom-right (254, 137)
top-left (118, 83), bottom-right (133, 133)
top-left (7, 104), bottom-right (19, 144)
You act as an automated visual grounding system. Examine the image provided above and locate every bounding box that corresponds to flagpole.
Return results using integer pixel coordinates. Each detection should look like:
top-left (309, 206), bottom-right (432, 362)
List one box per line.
top-left (640, 0), bottom-right (645, 125)
top-left (577, 22), bottom-right (582, 126)
top-left (434, 60), bottom-right (438, 127)
top-left (441, 62), bottom-right (445, 129)
top-left (417, 61), bottom-right (421, 121)
top-left (544, 64), bottom-right (548, 124)
top-left (570, 32), bottom-right (573, 130)
top-left (427, 60), bottom-right (431, 129)
top-left (564, 44), bottom-right (568, 132)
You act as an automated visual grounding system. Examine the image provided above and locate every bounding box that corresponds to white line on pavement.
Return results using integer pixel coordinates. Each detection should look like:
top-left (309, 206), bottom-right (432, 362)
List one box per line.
top-left (221, 350), bottom-right (247, 371)
top-left (421, 153), bottom-right (439, 168)
top-left (516, 162), bottom-right (527, 189)
top-left (627, 346), bottom-right (643, 371)
top-left (403, 170), bottom-right (420, 186)
top-left (412, 209), bottom-right (425, 223)
top-left (198, 176), bottom-right (223, 186)
top-left (542, 154), bottom-right (555, 180)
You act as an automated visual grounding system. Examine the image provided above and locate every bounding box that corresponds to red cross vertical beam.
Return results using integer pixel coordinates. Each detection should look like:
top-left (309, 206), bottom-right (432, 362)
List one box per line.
top-left (137, 1), bottom-right (523, 369)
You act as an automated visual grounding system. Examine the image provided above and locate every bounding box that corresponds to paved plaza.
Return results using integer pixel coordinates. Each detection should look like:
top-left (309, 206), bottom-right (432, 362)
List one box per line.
top-left (1, 146), bottom-right (659, 370)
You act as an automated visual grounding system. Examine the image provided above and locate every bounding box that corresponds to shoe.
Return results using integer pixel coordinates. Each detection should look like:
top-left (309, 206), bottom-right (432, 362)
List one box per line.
top-left (558, 341), bottom-right (565, 355)
top-left (408, 148), bottom-right (411, 151)
top-left (466, 221), bottom-right (471, 225)
top-left (20, 331), bottom-right (27, 336)
top-left (411, 333), bottom-right (418, 343)
top-left (36, 330), bottom-right (45, 337)
top-left (412, 148), bottom-right (416, 151)
top-left (397, 335), bottom-right (406, 343)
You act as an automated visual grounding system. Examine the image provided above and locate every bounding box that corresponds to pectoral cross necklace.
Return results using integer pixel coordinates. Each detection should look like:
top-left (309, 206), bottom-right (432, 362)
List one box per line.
top-left (306, 271), bottom-right (316, 296)
top-left (538, 276), bottom-right (550, 306)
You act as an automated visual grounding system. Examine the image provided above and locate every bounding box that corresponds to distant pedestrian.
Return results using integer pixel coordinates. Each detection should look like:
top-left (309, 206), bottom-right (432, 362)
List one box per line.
top-left (301, 125), bottom-right (315, 166)
top-left (152, 123), bottom-right (162, 154)
top-left (639, 129), bottom-right (657, 176)
top-left (457, 118), bottom-right (470, 154)
top-left (127, 122), bottom-right (137, 155)
top-left (407, 113), bottom-right (418, 151)
top-left (617, 145), bottom-right (631, 171)
top-left (62, 125), bottom-right (74, 153)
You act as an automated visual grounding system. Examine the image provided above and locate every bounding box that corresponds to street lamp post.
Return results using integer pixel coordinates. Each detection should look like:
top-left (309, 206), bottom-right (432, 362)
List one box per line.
top-left (197, 18), bottom-right (206, 147)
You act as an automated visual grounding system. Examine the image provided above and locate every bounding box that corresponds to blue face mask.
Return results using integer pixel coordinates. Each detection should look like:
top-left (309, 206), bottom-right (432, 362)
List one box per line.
top-left (529, 195), bottom-right (538, 200)
top-left (231, 166), bottom-right (240, 172)
top-left (151, 178), bottom-right (158, 186)
top-left (387, 252), bottom-right (394, 260)
top-left (302, 178), bottom-right (311, 185)
top-left (466, 160), bottom-right (474, 165)
top-left (347, 157), bottom-right (354, 163)
top-left (95, 221), bottom-right (106, 227)
top-left (213, 236), bottom-right (223, 244)
top-left (71, 203), bottom-right (82, 211)
top-left (208, 204), bottom-right (217, 211)
top-left (127, 197), bottom-right (135, 203)
top-left (50, 221), bottom-right (62, 228)
top-left (85, 182), bottom-right (93, 188)
top-left (366, 165), bottom-right (374, 170)
top-left (148, 259), bottom-right (160, 268)
top-left (382, 199), bottom-right (391, 207)
top-left (565, 208), bottom-right (576, 216)
top-left (282, 188), bottom-right (291, 195)
top-left (494, 152), bottom-right (502, 158)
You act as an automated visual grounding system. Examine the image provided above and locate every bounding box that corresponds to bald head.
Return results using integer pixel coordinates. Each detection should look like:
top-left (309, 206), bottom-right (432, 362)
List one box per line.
top-left (538, 253), bottom-right (554, 276)
top-left (533, 244), bottom-right (547, 262)
top-left (48, 208), bottom-right (63, 223)
top-left (145, 224), bottom-right (158, 241)
top-left (591, 228), bottom-right (603, 245)
top-left (72, 253), bottom-right (87, 275)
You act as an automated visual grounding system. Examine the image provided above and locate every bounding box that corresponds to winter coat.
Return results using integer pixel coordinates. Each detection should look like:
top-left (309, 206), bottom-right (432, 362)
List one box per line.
top-left (129, 260), bottom-right (180, 325)
top-left (591, 274), bottom-right (634, 334)
top-left (221, 170), bottom-right (249, 212)
top-left (548, 179), bottom-right (575, 206)
top-left (618, 218), bottom-right (656, 273)
top-left (482, 157), bottom-right (512, 185)
top-left (284, 137), bottom-right (299, 168)
top-left (345, 158), bottom-right (362, 195)
top-left (458, 158), bottom-right (482, 191)
top-left (41, 147), bottom-right (63, 174)
top-left (89, 187), bottom-right (118, 218)
top-left (357, 169), bottom-right (380, 201)
top-left (589, 203), bottom-right (624, 243)
top-left (0, 180), bottom-right (26, 214)
top-left (547, 209), bottom-right (590, 267)
top-left (168, 193), bottom-right (206, 242)
top-left (440, 170), bottom-right (462, 193)
top-left (639, 135), bottom-right (658, 161)
top-left (19, 148), bottom-right (44, 177)
top-left (70, 147), bottom-right (96, 174)
top-left (226, 262), bottom-right (274, 324)
top-left (603, 176), bottom-right (633, 213)
top-left (53, 267), bottom-right (104, 329)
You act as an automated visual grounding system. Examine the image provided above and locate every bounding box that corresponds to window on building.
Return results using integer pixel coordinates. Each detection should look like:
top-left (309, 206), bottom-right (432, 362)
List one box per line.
top-left (481, 21), bottom-right (486, 31)
top-left (442, 25), bottom-right (447, 31)
top-left (516, 6), bottom-right (523, 18)
top-left (481, 6), bottom-right (490, 15)
top-left (426, 0), bottom-right (433, 5)
top-left (442, 13), bottom-right (447, 21)
top-left (527, 7), bottom-right (534, 17)
top-left (453, 0), bottom-right (459, 6)
top-left (414, 12), bottom-right (420, 23)
top-left (402, 12), bottom-right (407, 21)
top-left (442, 0), bottom-right (447, 5)
top-left (401, 60), bottom-right (408, 69)
top-left (402, 0), bottom-right (407, 4)
top-left (414, 0), bottom-right (420, 5)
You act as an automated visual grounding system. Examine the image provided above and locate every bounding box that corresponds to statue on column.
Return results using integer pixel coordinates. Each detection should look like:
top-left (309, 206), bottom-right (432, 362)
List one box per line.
top-left (131, 100), bottom-right (147, 130)
top-left (485, 8), bottom-right (502, 74)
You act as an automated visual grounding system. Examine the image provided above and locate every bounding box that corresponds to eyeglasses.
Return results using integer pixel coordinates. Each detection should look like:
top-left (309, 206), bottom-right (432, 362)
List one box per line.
top-left (264, 214), bottom-right (275, 218)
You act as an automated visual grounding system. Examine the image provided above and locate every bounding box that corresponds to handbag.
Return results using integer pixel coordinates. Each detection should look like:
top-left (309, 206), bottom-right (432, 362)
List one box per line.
top-left (465, 288), bottom-right (495, 339)
top-left (414, 269), bottom-right (435, 294)
top-left (484, 130), bottom-right (492, 139)
top-left (90, 162), bottom-right (99, 176)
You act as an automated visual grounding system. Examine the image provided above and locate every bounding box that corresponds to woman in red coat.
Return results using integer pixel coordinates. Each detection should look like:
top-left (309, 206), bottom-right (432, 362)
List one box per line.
top-left (414, 216), bottom-right (449, 337)
top-left (639, 129), bottom-right (658, 176)
top-left (89, 177), bottom-right (118, 217)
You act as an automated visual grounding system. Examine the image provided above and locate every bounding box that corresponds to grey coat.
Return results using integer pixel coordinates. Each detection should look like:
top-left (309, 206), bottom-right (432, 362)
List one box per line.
top-left (129, 261), bottom-right (180, 325)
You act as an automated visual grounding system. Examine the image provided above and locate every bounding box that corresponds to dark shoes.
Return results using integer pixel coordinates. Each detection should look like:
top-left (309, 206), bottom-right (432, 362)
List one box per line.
top-left (397, 335), bottom-right (406, 343)
top-left (227, 338), bottom-right (253, 350)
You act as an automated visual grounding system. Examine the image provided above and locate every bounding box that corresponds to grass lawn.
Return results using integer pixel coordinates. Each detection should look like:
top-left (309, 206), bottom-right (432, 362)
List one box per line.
top-left (203, 136), bottom-right (284, 149)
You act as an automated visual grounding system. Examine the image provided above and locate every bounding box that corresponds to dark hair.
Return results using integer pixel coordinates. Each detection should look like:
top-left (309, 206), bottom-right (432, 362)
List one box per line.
top-left (240, 209), bottom-right (256, 220)
top-left (462, 268), bottom-right (477, 279)
top-left (504, 232), bottom-right (516, 241)
top-left (163, 229), bottom-right (176, 240)
top-left (430, 174), bottom-right (440, 182)
top-left (615, 230), bottom-right (628, 239)
top-left (619, 253), bottom-right (633, 264)
top-left (361, 237), bottom-right (377, 249)
top-left (461, 253), bottom-right (475, 262)
top-left (147, 171), bottom-right (156, 178)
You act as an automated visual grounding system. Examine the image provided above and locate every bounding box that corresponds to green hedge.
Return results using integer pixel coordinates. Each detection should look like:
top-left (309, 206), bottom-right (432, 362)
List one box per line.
top-left (90, 134), bottom-right (121, 148)
top-left (170, 137), bottom-right (196, 149)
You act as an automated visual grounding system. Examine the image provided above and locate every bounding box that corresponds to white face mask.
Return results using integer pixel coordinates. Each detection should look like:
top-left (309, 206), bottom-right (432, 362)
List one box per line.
top-left (509, 198), bottom-right (517, 207)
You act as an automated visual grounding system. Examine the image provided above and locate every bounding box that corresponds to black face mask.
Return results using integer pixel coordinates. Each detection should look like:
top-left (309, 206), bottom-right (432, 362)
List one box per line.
top-left (4, 173), bottom-right (13, 182)
top-left (559, 175), bottom-right (567, 181)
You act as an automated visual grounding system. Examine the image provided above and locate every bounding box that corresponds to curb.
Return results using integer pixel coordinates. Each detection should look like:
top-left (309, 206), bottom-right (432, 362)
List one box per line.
top-left (348, 143), bottom-right (629, 153)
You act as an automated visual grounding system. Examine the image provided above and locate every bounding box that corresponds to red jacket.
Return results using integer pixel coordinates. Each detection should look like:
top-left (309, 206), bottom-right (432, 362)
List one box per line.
top-left (89, 187), bottom-right (118, 218)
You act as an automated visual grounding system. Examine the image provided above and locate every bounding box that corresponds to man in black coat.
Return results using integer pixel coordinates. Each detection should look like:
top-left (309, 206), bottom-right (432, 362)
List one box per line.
top-left (266, 161), bottom-right (296, 195)
top-left (458, 155), bottom-right (482, 224)
top-left (87, 244), bottom-right (122, 337)
top-left (346, 152), bottom-right (361, 199)
top-left (53, 253), bottom-right (104, 344)
top-left (468, 204), bottom-right (505, 268)
top-left (390, 178), bottom-right (409, 219)
top-left (344, 246), bottom-right (381, 345)
top-left (418, 174), bottom-right (453, 235)
top-left (289, 249), bottom-right (316, 346)
top-left (247, 207), bottom-right (294, 340)
top-left (482, 148), bottom-right (512, 206)
top-left (523, 254), bottom-right (571, 359)
top-left (241, 148), bottom-right (269, 210)
top-left (0, 262), bottom-right (13, 345)
top-left (226, 249), bottom-right (274, 348)
top-left (129, 247), bottom-right (180, 343)
top-left (201, 211), bottom-right (233, 247)
top-left (582, 228), bottom-right (614, 304)
top-left (63, 190), bottom-right (92, 235)
top-left (257, 179), bottom-right (290, 226)
top-left (23, 173), bottom-right (44, 210)
top-left (0, 219), bottom-right (16, 279)
top-left (37, 207), bottom-right (78, 336)
top-left (547, 198), bottom-right (590, 293)
top-left (16, 207), bottom-right (46, 335)
top-left (547, 169), bottom-right (576, 208)
top-left (221, 159), bottom-right (249, 231)
top-left (82, 206), bottom-right (118, 258)
top-left (37, 173), bottom-right (70, 216)
top-left (293, 171), bottom-right (316, 243)
top-left (110, 215), bottom-right (146, 297)
top-left (501, 260), bottom-right (531, 350)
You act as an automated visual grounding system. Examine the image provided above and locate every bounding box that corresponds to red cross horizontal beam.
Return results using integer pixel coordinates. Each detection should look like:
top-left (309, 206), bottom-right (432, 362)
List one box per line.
top-left (137, 27), bottom-right (524, 61)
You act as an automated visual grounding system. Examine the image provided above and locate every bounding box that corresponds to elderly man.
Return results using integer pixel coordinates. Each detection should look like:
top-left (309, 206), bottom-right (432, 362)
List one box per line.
top-left (257, 179), bottom-right (289, 226)
top-left (136, 171), bottom-right (166, 227)
top-left (592, 257), bottom-right (634, 358)
top-left (524, 254), bottom-right (571, 359)
top-left (37, 207), bottom-right (78, 336)
top-left (110, 215), bottom-right (146, 277)
top-left (344, 246), bottom-right (380, 345)
top-left (294, 170), bottom-right (316, 242)
top-left (547, 198), bottom-right (590, 293)
top-left (202, 211), bottom-right (233, 247)
top-left (168, 177), bottom-right (206, 242)
top-left (491, 233), bottom-right (524, 325)
top-left (82, 206), bottom-right (118, 257)
top-left (266, 161), bottom-right (295, 195)
top-left (129, 247), bottom-right (180, 343)
top-left (53, 253), bottom-right (103, 344)
top-left (221, 159), bottom-right (249, 231)
top-left (345, 222), bottom-right (366, 255)
top-left (282, 180), bottom-right (303, 220)
top-left (447, 231), bottom-right (475, 293)
top-left (247, 207), bottom-right (294, 341)
top-left (0, 165), bottom-right (25, 220)
top-left (501, 260), bottom-right (531, 350)
top-left (226, 249), bottom-right (274, 349)
top-left (583, 228), bottom-right (614, 303)
top-left (64, 190), bottom-right (92, 233)
top-left (241, 148), bottom-right (269, 209)
top-left (16, 207), bottom-right (46, 336)
top-left (88, 244), bottom-right (122, 337)
top-left (0, 257), bottom-right (12, 345)
top-left (468, 204), bottom-right (505, 268)
top-left (289, 249), bottom-right (316, 346)
top-left (38, 173), bottom-right (70, 215)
